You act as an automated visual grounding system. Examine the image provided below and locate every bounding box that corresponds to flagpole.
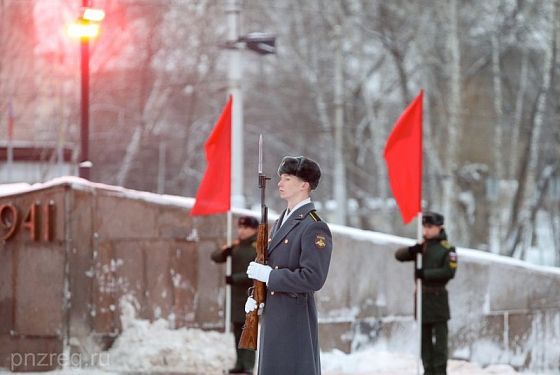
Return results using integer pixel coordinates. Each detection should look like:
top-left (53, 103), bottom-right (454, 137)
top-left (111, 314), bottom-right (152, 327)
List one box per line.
top-left (383, 89), bottom-right (423, 375)
top-left (7, 101), bottom-right (14, 181)
top-left (189, 96), bottom-right (233, 332)
top-left (416, 211), bottom-right (423, 375)
top-left (225, 210), bottom-right (233, 335)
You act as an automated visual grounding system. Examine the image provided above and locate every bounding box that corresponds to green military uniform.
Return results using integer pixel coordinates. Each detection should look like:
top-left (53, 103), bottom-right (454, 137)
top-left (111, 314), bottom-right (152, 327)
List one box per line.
top-left (395, 229), bottom-right (457, 375)
top-left (211, 234), bottom-right (257, 373)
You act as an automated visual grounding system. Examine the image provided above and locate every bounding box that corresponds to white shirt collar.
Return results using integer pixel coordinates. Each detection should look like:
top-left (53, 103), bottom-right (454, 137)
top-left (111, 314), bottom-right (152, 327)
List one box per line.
top-left (282, 197), bottom-right (311, 225)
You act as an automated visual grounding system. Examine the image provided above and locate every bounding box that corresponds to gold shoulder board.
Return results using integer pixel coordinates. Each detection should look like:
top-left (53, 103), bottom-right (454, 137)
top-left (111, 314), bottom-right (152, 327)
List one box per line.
top-left (309, 211), bottom-right (322, 222)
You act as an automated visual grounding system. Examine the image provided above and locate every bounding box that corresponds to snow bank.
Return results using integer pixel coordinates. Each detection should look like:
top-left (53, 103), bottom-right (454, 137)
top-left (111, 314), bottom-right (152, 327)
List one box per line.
top-left (4, 299), bottom-right (534, 375)
top-left (81, 298), bottom-right (537, 374)
top-left (100, 298), bottom-right (236, 374)
top-left (321, 347), bottom-right (530, 374)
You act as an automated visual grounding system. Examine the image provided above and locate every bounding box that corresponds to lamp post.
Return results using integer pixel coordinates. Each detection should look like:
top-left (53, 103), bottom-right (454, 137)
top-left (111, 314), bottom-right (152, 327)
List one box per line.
top-left (225, 0), bottom-right (276, 208)
top-left (67, 3), bottom-right (105, 180)
top-left (79, 25), bottom-right (91, 180)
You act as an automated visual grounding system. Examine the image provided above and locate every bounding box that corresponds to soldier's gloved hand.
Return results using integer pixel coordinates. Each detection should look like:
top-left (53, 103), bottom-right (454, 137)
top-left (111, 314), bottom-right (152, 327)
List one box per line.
top-left (247, 262), bottom-right (272, 284)
top-left (408, 243), bottom-right (423, 256)
top-left (221, 245), bottom-right (232, 257)
top-left (415, 269), bottom-right (424, 280)
top-left (225, 275), bottom-right (233, 285)
top-left (245, 296), bottom-right (257, 313)
top-left (244, 297), bottom-right (265, 315)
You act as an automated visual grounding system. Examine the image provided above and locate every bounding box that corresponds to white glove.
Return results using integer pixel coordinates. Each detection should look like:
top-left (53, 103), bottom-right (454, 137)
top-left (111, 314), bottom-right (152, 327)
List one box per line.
top-left (244, 296), bottom-right (265, 315)
top-left (247, 262), bottom-right (272, 284)
top-left (245, 296), bottom-right (257, 313)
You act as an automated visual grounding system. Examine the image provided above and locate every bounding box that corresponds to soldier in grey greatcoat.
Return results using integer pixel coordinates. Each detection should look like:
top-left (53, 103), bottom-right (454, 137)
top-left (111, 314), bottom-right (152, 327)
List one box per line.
top-left (245, 156), bottom-right (333, 375)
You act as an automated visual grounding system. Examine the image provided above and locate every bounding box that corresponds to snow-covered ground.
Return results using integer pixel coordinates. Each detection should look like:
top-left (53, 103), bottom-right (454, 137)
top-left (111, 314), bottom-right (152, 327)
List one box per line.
top-left (0, 300), bottom-right (533, 375)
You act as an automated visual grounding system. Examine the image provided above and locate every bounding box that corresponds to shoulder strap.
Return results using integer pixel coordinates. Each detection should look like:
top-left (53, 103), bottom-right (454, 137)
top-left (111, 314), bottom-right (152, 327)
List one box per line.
top-left (308, 210), bottom-right (322, 222)
top-left (440, 240), bottom-right (455, 251)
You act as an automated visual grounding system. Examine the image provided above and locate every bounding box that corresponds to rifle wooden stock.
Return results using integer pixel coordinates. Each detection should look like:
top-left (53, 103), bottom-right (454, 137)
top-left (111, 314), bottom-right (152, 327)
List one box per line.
top-left (238, 222), bottom-right (268, 350)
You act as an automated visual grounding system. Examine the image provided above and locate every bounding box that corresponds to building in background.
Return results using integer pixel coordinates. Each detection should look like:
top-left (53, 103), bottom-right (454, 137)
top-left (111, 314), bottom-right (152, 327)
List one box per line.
top-left (0, 141), bottom-right (77, 183)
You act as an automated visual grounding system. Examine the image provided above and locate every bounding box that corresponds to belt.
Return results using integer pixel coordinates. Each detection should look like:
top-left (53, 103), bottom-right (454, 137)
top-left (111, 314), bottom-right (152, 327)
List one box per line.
top-left (269, 290), bottom-right (307, 298)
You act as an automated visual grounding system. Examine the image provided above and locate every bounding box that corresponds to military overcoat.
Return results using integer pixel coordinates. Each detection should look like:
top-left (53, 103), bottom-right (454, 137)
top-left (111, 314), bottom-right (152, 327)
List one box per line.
top-left (258, 202), bottom-right (332, 375)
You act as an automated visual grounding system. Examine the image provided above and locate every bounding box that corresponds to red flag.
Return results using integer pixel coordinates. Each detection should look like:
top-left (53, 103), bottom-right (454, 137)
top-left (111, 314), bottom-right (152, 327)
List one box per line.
top-left (383, 90), bottom-right (423, 224)
top-left (190, 96), bottom-right (232, 216)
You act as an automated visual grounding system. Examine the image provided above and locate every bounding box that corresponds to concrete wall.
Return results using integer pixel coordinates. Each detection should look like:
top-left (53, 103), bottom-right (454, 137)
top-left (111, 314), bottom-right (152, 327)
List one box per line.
top-left (0, 184), bottom-right (66, 372)
top-left (1, 180), bottom-right (559, 372)
top-left (0, 181), bottom-right (224, 371)
top-left (317, 226), bottom-right (560, 373)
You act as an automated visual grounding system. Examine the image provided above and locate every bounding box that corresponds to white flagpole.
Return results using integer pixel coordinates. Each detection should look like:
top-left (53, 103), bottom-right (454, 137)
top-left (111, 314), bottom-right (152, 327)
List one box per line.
top-left (416, 211), bottom-right (423, 375)
top-left (225, 210), bottom-right (233, 334)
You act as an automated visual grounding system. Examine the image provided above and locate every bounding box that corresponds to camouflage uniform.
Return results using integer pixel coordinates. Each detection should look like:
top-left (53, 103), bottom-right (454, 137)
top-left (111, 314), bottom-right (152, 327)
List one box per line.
top-left (212, 234), bottom-right (257, 373)
top-left (395, 229), bottom-right (457, 375)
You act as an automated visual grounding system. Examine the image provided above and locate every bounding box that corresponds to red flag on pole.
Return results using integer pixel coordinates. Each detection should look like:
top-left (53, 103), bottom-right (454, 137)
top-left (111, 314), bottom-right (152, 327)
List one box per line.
top-left (383, 90), bottom-right (423, 224)
top-left (190, 96), bottom-right (232, 216)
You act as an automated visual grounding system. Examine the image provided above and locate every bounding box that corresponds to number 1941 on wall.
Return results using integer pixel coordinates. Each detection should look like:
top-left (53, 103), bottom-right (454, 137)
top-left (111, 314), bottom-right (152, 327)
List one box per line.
top-left (0, 201), bottom-right (55, 242)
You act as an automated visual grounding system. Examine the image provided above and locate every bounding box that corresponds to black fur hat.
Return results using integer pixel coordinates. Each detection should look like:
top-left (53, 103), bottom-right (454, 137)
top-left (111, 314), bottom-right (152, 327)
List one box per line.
top-left (277, 156), bottom-right (321, 190)
top-left (422, 211), bottom-right (444, 226)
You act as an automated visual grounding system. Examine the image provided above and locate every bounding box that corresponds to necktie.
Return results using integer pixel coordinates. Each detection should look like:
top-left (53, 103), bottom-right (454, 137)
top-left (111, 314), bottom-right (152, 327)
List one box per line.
top-left (282, 209), bottom-right (290, 226)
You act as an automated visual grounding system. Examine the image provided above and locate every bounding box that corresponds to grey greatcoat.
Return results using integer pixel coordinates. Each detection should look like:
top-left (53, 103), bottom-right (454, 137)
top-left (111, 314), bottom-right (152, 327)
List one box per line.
top-left (258, 202), bottom-right (333, 375)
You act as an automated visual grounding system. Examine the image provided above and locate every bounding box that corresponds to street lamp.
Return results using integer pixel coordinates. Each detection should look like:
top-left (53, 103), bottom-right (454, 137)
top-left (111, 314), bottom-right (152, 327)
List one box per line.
top-left (66, 4), bottom-right (105, 180)
top-left (239, 33), bottom-right (276, 55)
top-left (223, 8), bottom-right (276, 208)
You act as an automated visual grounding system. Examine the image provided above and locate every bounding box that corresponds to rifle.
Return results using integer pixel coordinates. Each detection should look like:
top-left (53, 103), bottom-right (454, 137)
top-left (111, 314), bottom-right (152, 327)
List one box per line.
top-left (238, 135), bottom-right (270, 350)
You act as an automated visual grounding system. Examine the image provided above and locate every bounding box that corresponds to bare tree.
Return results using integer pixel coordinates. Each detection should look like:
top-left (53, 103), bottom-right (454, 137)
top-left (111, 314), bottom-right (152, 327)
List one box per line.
top-left (0, 0), bottom-right (38, 140)
top-left (6, 0), bottom-right (560, 261)
top-left (504, 0), bottom-right (558, 257)
top-left (89, 1), bottom-right (224, 195)
top-left (442, 0), bottom-right (463, 241)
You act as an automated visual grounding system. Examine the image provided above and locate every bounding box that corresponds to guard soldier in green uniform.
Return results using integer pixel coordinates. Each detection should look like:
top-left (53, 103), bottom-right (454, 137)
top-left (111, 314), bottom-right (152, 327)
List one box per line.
top-left (395, 211), bottom-right (458, 375)
top-left (211, 216), bottom-right (259, 374)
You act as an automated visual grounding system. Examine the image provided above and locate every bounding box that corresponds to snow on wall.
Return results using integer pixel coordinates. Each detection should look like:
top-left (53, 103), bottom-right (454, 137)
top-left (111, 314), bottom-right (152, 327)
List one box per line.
top-left (319, 224), bottom-right (560, 373)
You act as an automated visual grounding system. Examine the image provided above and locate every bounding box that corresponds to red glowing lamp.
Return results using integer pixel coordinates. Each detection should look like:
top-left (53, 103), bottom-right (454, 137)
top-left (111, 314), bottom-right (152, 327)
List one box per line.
top-left (66, 6), bottom-right (105, 180)
top-left (66, 7), bottom-right (105, 39)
